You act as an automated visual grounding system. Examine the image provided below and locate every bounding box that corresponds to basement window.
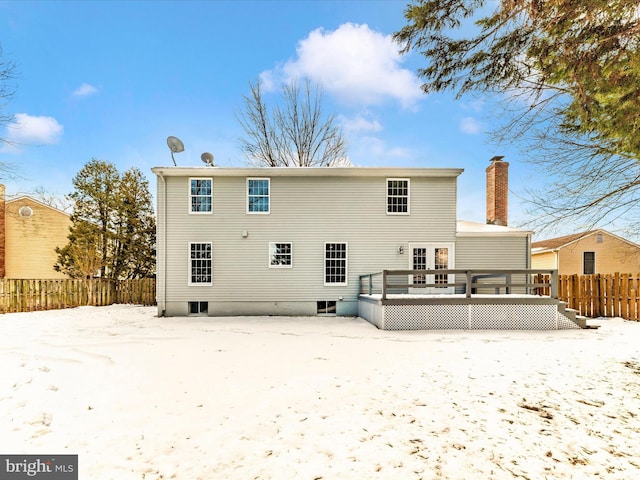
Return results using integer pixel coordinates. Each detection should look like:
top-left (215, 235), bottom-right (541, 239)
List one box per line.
top-left (188, 301), bottom-right (208, 316)
top-left (317, 300), bottom-right (337, 315)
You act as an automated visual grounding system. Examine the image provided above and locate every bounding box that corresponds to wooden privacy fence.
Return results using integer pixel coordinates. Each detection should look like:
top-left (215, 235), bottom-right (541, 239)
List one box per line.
top-left (536, 273), bottom-right (640, 320)
top-left (0, 278), bottom-right (156, 314)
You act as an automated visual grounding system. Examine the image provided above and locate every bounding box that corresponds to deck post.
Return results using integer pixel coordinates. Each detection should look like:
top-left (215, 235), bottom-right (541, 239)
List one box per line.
top-left (466, 271), bottom-right (472, 298)
top-left (550, 270), bottom-right (559, 299)
top-left (368, 274), bottom-right (373, 295)
top-left (382, 270), bottom-right (388, 300)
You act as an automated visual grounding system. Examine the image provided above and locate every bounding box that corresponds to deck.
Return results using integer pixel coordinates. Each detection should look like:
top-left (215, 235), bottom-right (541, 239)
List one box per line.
top-left (358, 269), bottom-right (583, 330)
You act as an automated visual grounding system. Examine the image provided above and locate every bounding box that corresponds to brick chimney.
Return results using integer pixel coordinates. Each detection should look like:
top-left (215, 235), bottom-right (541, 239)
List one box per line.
top-left (0, 184), bottom-right (5, 278)
top-left (486, 156), bottom-right (509, 226)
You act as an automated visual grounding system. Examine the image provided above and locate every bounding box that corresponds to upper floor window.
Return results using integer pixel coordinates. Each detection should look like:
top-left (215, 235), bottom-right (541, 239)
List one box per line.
top-left (325, 243), bottom-right (348, 286)
top-left (387, 178), bottom-right (409, 214)
top-left (190, 178), bottom-right (212, 213)
top-left (269, 242), bottom-right (292, 268)
top-left (247, 178), bottom-right (270, 214)
top-left (189, 242), bottom-right (212, 285)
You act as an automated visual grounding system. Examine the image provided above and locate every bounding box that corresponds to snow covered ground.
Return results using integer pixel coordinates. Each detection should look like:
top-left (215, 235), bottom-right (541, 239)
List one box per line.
top-left (1, 305), bottom-right (639, 479)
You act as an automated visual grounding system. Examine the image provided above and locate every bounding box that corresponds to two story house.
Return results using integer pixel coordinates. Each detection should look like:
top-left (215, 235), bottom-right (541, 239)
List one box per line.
top-left (0, 185), bottom-right (72, 279)
top-left (153, 157), bottom-right (533, 318)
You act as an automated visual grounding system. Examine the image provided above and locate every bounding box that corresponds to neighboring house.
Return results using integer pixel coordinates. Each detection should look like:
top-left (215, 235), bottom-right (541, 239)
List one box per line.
top-left (153, 157), bottom-right (533, 317)
top-left (531, 229), bottom-right (640, 276)
top-left (0, 185), bottom-right (72, 279)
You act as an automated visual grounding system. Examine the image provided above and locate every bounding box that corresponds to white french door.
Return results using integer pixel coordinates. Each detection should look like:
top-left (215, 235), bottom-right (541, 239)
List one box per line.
top-left (409, 243), bottom-right (455, 294)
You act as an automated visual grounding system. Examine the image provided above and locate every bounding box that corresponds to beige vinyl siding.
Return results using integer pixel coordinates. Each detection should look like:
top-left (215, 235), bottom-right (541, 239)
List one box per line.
top-left (555, 233), bottom-right (640, 275)
top-left (159, 173), bottom-right (458, 304)
top-left (531, 251), bottom-right (557, 270)
top-left (5, 198), bottom-right (71, 279)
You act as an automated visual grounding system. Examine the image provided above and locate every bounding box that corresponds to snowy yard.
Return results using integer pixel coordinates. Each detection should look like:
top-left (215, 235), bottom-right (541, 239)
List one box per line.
top-left (1, 305), bottom-right (639, 479)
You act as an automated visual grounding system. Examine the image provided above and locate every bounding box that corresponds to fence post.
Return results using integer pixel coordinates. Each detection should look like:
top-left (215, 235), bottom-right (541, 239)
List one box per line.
top-left (621, 274), bottom-right (629, 320)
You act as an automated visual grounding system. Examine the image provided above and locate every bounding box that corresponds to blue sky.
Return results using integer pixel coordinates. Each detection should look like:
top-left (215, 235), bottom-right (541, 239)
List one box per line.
top-left (0, 0), bottom-right (555, 235)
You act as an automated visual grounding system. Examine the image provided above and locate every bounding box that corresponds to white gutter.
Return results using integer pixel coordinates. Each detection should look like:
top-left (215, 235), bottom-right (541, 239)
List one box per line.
top-left (151, 166), bottom-right (464, 178)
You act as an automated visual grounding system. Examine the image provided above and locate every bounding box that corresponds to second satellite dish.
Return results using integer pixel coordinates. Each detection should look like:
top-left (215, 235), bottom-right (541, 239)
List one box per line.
top-left (167, 136), bottom-right (185, 166)
top-left (201, 152), bottom-right (214, 167)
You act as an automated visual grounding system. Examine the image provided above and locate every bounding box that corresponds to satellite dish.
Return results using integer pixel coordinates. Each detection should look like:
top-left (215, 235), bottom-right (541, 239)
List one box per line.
top-left (166, 136), bottom-right (185, 166)
top-left (201, 152), bottom-right (214, 166)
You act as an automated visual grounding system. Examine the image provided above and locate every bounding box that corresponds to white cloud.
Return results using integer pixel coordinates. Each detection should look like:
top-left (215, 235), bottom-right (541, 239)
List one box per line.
top-left (460, 116), bottom-right (484, 135)
top-left (357, 136), bottom-right (412, 163)
top-left (5, 113), bottom-right (64, 146)
top-left (73, 83), bottom-right (98, 97)
top-left (339, 114), bottom-right (383, 134)
top-left (461, 99), bottom-right (486, 113)
top-left (263, 23), bottom-right (423, 108)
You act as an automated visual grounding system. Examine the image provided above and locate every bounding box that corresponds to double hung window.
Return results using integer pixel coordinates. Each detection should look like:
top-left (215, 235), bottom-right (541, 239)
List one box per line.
top-left (247, 178), bottom-right (270, 213)
top-left (189, 242), bottom-right (212, 285)
top-left (324, 243), bottom-right (348, 285)
top-left (190, 178), bottom-right (212, 213)
top-left (269, 242), bottom-right (293, 268)
top-left (387, 178), bottom-right (409, 214)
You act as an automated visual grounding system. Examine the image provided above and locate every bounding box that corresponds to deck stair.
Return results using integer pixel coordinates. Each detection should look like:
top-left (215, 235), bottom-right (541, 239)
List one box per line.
top-left (557, 301), bottom-right (598, 329)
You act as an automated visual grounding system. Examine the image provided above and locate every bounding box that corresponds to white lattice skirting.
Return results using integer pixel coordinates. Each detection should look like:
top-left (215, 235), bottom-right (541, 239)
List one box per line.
top-left (360, 302), bottom-right (580, 330)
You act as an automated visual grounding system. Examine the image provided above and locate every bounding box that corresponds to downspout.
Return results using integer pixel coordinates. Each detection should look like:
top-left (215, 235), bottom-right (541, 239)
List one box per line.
top-left (158, 172), bottom-right (167, 317)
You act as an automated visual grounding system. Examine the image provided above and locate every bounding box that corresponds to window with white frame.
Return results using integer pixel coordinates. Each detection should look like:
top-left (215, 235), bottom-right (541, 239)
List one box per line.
top-left (189, 242), bottom-right (212, 285)
top-left (387, 178), bottom-right (409, 214)
top-left (324, 243), bottom-right (347, 285)
top-left (583, 251), bottom-right (595, 275)
top-left (247, 178), bottom-right (270, 213)
top-left (190, 178), bottom-right (212, 213)
top-left (269, 242), bottom-right (292, 268)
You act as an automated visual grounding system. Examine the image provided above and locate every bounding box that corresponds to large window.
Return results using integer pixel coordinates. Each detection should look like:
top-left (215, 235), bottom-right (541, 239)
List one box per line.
top-left (247, 178), bottom-right (270, 213)
top-left (387, 178), bottom-right (409, 214)
top-left (325, 243), bottom-right (348, 285)
top-left (190, 178), bottom-right (212, 213)
top-left (269, 242), bottom-right (292, 268)
top-left (189, 242), bottom-right (212, 285)
top-left (583, 252), bottom-right (595, 275)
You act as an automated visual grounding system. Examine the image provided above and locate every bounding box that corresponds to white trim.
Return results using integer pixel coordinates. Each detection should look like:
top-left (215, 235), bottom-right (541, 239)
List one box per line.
top-left (6, 196), bottom-right (71, 217)
top-left (188, 177), bottom-right (213, 214)
top-left (246, 177), bottom-right (270, 214)
top-left (153, 166), bottom-right (464, 179)
top-left (268, 242), bottom-right (293, 269)
top-left (324, 242), bottom-right (348, 286)
top-left (188, 242), bottom-right (213, 286)
top-left (533, 229), bottom-right (640, 253)
top-left (386, 178), bottom-right (410, 215)
top-left (408, 242), bottom-right (455, 294)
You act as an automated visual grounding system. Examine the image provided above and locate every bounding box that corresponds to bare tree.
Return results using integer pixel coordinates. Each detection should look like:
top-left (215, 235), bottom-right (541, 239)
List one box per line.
top-left (0, 46), bottom-right (16, 138)
top-left (237, 79), bottom-right (347, 167)
top-left (0, 45), bottom-right (18, 177)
